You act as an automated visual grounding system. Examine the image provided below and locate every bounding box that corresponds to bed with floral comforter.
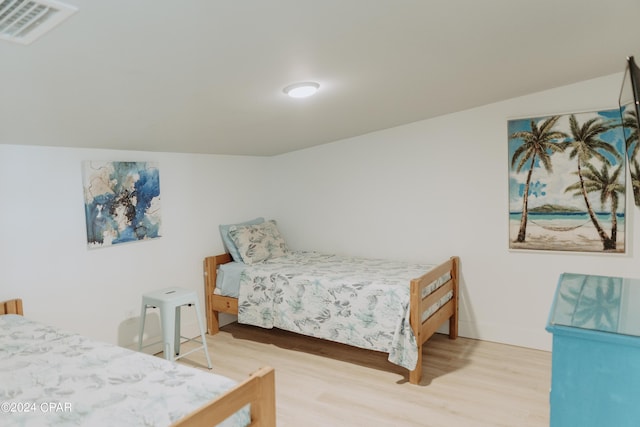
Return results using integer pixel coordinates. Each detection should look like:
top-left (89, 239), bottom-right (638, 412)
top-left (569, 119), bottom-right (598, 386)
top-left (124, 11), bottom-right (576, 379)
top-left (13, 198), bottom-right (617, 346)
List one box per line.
top-left (236, 251), bottom-right (452, 370)
top-left (0, 314), bottom-right (251, 427)
top-left (206, 219), bottom-right (459, 384)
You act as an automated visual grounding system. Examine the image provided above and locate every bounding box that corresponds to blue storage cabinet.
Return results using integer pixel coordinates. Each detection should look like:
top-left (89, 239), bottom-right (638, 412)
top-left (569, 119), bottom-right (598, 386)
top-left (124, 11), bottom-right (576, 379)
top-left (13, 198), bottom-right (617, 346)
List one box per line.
top-left (546, 273), bottom-right (640, 427)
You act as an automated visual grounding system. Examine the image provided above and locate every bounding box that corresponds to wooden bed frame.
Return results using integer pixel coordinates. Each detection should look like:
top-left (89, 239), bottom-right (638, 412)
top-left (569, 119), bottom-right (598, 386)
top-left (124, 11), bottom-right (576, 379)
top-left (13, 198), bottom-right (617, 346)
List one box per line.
top-left (203, 254), bottom-right (460, 385)
top-left (0, 298), bottom-right (276, 427)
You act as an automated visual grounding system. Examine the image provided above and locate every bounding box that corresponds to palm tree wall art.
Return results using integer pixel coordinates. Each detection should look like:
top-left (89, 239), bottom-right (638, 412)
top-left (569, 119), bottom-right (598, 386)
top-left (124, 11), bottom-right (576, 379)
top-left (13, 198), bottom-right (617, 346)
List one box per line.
top-left (508, 109), bottom-right (626, 253)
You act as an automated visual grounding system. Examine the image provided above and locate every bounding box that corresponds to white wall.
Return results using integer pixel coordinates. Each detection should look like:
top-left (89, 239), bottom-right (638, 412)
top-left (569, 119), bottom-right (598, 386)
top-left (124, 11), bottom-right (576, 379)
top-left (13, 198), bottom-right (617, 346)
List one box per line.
top-left (267, 72), bottom-right (640, 351)
top-left (0, 144), bottom-right (268, 349)
top-left (2, 72), bottom-right (639, 353)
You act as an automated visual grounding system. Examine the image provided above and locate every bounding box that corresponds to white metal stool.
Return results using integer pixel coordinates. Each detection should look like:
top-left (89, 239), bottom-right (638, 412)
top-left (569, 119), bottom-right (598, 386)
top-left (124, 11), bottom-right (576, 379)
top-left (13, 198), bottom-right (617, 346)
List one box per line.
top-left (138, 287), bottom-right (212, 369)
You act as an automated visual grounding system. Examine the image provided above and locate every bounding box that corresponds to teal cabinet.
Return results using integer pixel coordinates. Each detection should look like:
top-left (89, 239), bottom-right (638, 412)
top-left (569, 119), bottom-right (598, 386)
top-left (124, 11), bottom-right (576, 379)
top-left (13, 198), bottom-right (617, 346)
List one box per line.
top-left (546, 273), bottom-right (640, 427)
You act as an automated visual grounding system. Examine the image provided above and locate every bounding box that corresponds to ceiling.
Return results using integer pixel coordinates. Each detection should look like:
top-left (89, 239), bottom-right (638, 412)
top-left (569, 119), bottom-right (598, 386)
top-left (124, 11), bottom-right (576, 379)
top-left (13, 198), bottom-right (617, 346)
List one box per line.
top-left (2, 0), bottom-right (640, 156)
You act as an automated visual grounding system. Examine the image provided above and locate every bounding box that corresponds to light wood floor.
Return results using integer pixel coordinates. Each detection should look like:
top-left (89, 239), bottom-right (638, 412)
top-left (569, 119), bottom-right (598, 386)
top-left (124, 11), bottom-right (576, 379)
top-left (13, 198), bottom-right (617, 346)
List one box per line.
top-left (177, 323), bottom-right (551, 427)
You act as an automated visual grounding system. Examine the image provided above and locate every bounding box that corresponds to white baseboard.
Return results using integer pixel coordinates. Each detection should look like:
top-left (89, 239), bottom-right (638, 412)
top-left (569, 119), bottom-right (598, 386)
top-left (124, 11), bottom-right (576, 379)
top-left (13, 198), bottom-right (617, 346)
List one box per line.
top-left (455, 319), bottom-right (552, 352)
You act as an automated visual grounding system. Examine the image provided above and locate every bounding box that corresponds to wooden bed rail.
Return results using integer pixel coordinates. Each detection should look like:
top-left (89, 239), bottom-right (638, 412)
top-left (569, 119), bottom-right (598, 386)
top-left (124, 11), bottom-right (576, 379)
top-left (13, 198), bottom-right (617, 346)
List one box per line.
top-left (0, 298), bottom-right (23, 315)
top-left (173, 366), bottom-right (276, 427)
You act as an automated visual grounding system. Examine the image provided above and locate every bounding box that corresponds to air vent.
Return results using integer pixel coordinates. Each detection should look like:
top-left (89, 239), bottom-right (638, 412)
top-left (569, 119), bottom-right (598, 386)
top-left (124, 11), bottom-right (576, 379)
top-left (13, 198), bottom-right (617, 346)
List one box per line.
top-left (0, 0), bottom-right (77, 45)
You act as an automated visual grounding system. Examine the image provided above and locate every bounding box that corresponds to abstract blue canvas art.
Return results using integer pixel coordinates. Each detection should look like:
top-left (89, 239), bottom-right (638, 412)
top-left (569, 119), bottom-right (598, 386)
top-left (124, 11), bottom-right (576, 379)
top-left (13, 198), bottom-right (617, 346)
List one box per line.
top-left (82, 161), bottom-right (162, 248)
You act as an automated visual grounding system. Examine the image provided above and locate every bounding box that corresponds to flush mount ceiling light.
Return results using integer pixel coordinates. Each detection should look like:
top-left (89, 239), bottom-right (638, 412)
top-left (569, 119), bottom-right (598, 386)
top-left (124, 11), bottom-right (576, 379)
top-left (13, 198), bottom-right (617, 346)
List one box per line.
top-left (283, 82), bottom-right (320, 98)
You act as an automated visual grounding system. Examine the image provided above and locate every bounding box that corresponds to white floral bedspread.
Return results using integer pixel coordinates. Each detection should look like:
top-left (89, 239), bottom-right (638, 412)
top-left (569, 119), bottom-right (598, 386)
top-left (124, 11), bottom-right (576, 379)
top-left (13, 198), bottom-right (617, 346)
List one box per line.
top-left (0, 314), bottom-right (250, 427)
top-left (237, 251), bottom-right (451, 370)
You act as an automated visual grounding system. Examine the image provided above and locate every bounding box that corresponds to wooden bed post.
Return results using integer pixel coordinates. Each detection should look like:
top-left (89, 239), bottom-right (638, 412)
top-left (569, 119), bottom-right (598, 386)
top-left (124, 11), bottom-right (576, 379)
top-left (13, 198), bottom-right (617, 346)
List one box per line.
top-left (204, 256), bottom-right (219, 335)
top-left (409, 280), bottom-right (422, 385)
top-left (250, 366), bottom-right (277, 426)
top-left (0, 299), bottom-right (23, 315)
top-left (203, 253), bottom-right (233, 335)
top-left (449, 256), bottom-right (460, 339)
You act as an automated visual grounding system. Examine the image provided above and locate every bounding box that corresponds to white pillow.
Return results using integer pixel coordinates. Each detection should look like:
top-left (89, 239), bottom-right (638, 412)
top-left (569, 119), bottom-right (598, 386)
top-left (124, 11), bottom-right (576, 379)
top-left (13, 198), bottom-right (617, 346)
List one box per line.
top-left (228, 220), bottom-right (288, 264)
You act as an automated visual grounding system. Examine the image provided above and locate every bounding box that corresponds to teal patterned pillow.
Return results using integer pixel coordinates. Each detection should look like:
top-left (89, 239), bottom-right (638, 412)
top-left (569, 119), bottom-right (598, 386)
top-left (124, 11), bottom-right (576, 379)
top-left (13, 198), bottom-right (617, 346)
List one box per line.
top-left (228, 220), bottom-right (288, 264)
top-left (219, 217), bottom-right (264, 262)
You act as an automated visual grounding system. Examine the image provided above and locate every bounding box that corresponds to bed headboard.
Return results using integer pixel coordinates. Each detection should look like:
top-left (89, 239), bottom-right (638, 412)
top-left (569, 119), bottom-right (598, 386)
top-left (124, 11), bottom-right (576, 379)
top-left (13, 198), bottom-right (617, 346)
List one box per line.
top-left (0, 299), bottom-right (23, 315)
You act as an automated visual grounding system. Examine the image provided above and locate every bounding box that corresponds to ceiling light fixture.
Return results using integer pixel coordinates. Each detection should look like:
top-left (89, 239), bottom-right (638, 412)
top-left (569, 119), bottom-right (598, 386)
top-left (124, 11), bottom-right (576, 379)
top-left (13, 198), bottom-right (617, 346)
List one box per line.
top-left (283, 82), bottom-right (320, 98)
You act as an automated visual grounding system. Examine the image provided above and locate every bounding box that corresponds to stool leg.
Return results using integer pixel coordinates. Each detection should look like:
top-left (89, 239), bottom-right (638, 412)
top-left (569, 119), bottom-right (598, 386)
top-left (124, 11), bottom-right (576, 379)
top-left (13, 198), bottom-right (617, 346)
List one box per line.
top-left (138, 303), bottom-right (147, 351)
top-left (161, 305), bottom-right (176, 362)
top-left (174, 305), bottom-right (181, 356)
top-left (194, 300), bottom-right (212, 369)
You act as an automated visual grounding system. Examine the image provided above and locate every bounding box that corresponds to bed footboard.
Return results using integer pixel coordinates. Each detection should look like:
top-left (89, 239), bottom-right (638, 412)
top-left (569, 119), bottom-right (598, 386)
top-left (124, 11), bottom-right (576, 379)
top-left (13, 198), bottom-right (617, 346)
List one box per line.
top-left (409, 256), bottom-right (459, 384)
top-left (204, 253), bottom-right (236, 334)
top-left (173, 366), bottom-right (276, 427)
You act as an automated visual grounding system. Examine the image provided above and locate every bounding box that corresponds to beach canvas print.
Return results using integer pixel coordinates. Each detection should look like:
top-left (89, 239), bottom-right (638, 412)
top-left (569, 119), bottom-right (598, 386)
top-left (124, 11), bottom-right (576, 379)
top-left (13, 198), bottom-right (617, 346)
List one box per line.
top-left (508, 109), bottom-right (626, 253)
top-left (82, 161), bottom-right (162, 249)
